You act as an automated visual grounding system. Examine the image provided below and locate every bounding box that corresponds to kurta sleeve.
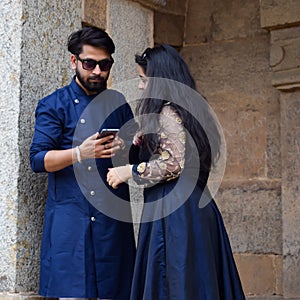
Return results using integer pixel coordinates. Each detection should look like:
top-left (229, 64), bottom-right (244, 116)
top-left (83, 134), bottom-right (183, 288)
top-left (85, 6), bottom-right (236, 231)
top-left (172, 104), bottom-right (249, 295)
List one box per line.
top-left (132, 105), bottom-right (185, 186)
top-left (30, 96), bottom-right (63, 173)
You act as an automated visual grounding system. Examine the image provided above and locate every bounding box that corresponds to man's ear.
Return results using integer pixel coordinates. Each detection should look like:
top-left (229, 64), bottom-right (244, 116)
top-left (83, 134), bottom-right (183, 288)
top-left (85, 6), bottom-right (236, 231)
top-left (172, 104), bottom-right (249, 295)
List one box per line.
top-left (71, 54), bottom-right (77, 70)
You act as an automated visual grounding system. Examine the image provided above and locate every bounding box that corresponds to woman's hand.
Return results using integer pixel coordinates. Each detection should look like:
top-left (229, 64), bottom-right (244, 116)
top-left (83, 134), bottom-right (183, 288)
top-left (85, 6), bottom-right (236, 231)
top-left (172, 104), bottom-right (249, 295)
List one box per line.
top-left (107, 165), bottom-right (133, 189)
top-left (133, 131), bottom-right (143, 146)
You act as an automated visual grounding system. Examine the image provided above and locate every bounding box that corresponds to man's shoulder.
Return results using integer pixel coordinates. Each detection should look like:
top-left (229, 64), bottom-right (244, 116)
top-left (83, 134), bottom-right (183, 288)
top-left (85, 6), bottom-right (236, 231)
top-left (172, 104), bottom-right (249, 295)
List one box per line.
top-left (39, 83), bottom-right (72, 106)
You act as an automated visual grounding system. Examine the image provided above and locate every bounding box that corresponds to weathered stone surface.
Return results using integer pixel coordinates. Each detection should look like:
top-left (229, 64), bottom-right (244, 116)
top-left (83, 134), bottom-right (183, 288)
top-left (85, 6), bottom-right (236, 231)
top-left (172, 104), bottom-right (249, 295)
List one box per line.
top-left (0, 0), bottom-right (23, 292)
top-left (260, 0), bottom-right (300, 29)
top-left (246, 297), bottom-right (284, 300)
top-left (280, 92), bottom-right (300, 298)
top-left (185, 0), bottom-right (267, 44)
top-left (13, 0), bottom-right (82, 293)
top-left (215, 180), bottom-right (282, 254)
top-left (234, 253), bottom-right (282, 296)
top-left (130, 0), bottom-right (185, 15)
top-left (82, 0), bottom-right (107, 29)
top-left (282, 254), bottom-right (300, 299)
top-left (107, 0), bottom-right (153, 84)
top-left (269, 27), bottom-right (300, 90)
top-left (131, 0), bottom-right (166, 9)
top-left (154, 12), bottom-right (184, 46)
top-left (0, 293), bottom-right (53, 300)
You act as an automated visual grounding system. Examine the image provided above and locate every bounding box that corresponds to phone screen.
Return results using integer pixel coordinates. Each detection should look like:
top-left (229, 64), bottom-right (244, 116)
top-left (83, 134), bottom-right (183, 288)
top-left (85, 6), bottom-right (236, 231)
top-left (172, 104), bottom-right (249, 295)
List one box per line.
top-left (99, 129), bottom-right (119, 138)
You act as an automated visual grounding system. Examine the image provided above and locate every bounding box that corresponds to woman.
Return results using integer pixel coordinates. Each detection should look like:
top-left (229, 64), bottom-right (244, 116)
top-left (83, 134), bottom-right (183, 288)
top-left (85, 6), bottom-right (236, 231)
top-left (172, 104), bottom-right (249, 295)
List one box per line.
top-left (107, 44), bottom-right (245, 299)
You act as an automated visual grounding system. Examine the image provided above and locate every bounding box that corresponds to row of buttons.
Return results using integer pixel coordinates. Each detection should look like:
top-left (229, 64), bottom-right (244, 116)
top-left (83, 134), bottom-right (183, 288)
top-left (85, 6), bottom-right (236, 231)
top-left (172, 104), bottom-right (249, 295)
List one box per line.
top-left (74, 99), bottom-right (86, 124)
top-left (75, 98), bottom-right (96, 224)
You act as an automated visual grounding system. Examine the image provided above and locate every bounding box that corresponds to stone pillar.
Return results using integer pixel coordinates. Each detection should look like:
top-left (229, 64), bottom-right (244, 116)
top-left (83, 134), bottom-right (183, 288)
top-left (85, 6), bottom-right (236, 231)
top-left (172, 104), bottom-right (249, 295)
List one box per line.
top-left (0, 0), bottom-right (81, 298)
top-left (261, 0), bottom-right (300, 298)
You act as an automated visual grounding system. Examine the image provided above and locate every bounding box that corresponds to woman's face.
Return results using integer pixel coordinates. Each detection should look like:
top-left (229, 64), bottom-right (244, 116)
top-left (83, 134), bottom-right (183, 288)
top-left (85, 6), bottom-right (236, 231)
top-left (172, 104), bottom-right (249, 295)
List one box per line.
top-left (137, 65), bottom-right (148, 90)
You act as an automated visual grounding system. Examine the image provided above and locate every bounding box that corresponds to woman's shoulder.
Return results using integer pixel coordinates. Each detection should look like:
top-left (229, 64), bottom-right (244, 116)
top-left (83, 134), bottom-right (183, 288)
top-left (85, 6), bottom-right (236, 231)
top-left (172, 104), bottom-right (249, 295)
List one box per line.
top-left (161, 102), bottom-right (180, 117)
top-left (160, 103), bottom-right (183, 126)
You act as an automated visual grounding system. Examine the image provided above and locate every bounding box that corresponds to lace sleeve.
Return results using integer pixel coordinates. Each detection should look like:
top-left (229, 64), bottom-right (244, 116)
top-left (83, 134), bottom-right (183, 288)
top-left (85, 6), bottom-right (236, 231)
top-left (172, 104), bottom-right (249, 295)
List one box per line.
top-left (132, 105), bottom-right (186, 185)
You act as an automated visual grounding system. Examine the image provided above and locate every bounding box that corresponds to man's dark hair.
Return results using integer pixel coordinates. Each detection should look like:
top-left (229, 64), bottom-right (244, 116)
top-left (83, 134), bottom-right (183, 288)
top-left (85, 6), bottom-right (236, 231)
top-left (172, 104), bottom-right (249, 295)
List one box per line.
top-left (67, 26), bottom-right (115, 56)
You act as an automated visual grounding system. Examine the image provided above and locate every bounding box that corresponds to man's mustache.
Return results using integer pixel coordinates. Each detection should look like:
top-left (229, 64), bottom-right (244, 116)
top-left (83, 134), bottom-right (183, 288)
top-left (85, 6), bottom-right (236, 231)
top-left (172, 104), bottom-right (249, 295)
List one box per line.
top-left (88, 75), bottom-right (105, 81)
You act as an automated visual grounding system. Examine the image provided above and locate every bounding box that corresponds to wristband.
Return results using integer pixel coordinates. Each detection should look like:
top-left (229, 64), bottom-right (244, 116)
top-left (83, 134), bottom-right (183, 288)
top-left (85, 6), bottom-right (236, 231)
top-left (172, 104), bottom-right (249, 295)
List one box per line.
top-left (75, 146), bottom-right (82, 163)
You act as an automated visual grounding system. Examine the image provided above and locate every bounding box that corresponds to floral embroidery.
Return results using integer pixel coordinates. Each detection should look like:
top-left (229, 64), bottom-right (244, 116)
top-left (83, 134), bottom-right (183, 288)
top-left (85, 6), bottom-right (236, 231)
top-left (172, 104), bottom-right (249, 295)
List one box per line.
top-left (135, 105), bottom-right (185, 184)
top-left (161, 131), bottom-right (167, 139)
top-left (137, 162), bottom-right (147, 174)
top-left (161, 151), bottom-right (170, 160)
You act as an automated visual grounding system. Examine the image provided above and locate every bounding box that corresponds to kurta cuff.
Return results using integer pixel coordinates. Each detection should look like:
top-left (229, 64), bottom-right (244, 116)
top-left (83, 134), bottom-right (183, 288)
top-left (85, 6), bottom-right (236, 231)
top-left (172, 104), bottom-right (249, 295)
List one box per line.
top-left (30, 150), bottom-right (48, 173)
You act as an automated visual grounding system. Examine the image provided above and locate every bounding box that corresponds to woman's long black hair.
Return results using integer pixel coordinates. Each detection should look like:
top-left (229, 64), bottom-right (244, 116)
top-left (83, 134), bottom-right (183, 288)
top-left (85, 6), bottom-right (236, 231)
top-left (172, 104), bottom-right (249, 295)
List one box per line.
top-left (135, 44), bottom-right (221, 175)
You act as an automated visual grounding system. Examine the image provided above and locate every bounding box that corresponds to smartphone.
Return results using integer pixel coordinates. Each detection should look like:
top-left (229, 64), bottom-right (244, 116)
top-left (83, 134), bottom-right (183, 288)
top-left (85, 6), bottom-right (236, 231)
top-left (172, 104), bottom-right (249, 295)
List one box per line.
top-left (98, 128), bottom-right (119, 138)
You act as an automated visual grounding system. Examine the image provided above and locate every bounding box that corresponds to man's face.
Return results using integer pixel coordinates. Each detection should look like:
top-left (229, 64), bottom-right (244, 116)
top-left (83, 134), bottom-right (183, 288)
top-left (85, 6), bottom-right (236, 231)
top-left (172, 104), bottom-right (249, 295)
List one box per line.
top-left (71, 45), bottom-right (113, 95)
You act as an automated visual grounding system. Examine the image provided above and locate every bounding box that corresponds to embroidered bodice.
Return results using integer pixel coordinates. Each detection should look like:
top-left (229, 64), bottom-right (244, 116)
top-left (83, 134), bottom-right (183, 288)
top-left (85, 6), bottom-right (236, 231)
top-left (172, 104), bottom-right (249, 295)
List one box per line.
top-left (133, 104), bottom-right (186, 185)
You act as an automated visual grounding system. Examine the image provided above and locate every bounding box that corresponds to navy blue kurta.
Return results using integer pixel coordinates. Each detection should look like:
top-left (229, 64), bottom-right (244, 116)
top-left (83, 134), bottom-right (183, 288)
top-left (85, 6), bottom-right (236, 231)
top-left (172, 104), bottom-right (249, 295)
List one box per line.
top-left (30, 78), bottom-right (136, 299)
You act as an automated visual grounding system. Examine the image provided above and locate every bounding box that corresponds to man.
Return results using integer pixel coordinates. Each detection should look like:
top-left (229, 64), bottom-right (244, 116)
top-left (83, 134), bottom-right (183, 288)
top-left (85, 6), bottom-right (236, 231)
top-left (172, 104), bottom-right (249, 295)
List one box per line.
top-left (30, 26), bottom-right (136, 300)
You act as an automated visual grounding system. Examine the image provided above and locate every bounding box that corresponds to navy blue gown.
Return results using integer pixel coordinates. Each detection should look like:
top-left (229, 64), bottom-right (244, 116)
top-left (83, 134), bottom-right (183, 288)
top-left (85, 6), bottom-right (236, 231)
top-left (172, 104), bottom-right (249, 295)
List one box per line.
top-left (130, 105), bottom-right (245, 300)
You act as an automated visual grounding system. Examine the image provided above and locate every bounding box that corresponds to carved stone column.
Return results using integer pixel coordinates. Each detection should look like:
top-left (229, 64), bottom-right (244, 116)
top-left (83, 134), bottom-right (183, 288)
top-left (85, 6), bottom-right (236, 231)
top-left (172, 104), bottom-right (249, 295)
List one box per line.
top-left (261, 0), bottom-right (300, 298)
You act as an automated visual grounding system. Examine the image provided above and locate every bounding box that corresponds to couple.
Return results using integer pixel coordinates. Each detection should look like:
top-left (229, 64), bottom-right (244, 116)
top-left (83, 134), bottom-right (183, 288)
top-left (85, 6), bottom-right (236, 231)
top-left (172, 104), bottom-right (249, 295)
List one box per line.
top-left (30, 26), bottom-right (245, 300)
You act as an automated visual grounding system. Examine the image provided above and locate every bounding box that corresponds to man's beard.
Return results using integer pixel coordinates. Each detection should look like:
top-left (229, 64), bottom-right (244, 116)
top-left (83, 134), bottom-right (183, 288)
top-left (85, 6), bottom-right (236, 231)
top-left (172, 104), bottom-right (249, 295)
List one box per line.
top-left (76, 68), bottom-right (108, 94)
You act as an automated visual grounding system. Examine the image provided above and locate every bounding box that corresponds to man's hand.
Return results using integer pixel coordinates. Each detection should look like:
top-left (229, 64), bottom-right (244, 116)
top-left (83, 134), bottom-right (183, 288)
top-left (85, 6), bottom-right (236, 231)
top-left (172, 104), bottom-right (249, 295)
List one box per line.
top-left (79, 132), bottom-right (122, 159)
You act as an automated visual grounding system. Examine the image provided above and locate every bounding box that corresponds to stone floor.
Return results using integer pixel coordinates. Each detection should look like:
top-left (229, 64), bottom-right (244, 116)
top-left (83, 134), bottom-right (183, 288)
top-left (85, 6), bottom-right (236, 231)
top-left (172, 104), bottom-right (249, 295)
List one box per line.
top-left (247, 296), bottom-right (300, 300)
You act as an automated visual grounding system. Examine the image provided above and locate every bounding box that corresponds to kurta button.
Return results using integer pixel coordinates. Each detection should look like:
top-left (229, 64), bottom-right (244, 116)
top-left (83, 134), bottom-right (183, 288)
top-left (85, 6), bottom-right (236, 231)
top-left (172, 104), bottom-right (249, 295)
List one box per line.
top-left (88, 166), bottom-right (92, 171)
top-left (74, 99), bottom-right (79, 103)
top-left (90, 190), bottom-right (95, 196)
top-left (80, 118), bottom-right (86, 124)
top-left (91, 216), bottom-right (95, 222)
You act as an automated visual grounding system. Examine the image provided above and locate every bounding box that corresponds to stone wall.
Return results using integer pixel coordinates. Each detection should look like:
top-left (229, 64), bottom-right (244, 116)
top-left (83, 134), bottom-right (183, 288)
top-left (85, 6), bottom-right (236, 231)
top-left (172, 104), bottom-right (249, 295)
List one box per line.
top-left (180, 0), bottom-right (283, 297)
top-left (260, 0), bottom-right (300, 298)
top-left (178, 0), bottom-right (300, 299)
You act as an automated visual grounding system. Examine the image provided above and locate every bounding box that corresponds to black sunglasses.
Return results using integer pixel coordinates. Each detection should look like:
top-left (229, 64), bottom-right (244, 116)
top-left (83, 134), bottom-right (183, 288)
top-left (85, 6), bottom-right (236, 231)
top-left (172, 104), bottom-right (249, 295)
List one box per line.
top-left (76, 55), bottom-right (114, 71)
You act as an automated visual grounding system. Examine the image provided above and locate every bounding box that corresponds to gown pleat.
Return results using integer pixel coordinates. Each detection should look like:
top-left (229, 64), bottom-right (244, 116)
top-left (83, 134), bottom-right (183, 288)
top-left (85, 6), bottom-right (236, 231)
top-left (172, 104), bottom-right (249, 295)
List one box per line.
top-left (130, 176), bottom-right (246, 300)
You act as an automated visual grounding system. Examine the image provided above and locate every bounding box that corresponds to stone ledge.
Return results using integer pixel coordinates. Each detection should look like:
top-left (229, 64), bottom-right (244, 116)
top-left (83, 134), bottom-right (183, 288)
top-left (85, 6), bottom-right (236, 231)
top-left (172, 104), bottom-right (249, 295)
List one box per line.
top-left (247, 297), bottom-right (284, 300)
top-left (0, 294), bottom-right (56, 300)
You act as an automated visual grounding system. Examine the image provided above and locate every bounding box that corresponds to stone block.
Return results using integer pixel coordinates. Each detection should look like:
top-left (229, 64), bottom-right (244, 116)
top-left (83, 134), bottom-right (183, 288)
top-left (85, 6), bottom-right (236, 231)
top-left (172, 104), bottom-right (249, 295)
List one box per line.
top-left (260, 0), bottom-right (300, 29)
top-left (234, 253), bottom-right (282, 296)
top-left (283, 254), bottom-right (300, 298)
top-left (247, 296), bottom-right (284, 300)
top-left (269, 27), bottom-right (300, 90)
top-left (107, 0), bottom-right (153, 84)
top-left (154, 12), bottom-right (184, 46)
top-left (131, 0), bottom-right (185, 15)
top-left (215, 180), bottom-right (282, 254)
top-left (185, 0), bottom-right (266, 44)
top-left (131, 0), bottom-right (167, 10)
top-left (82, 0), bottom-right (107, 29)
